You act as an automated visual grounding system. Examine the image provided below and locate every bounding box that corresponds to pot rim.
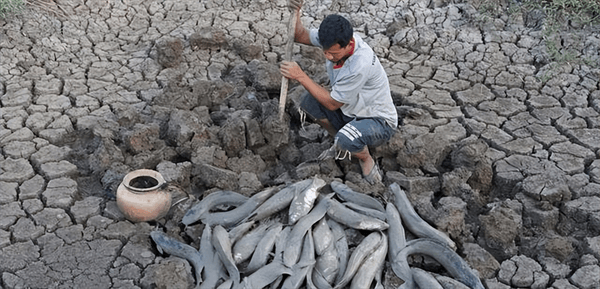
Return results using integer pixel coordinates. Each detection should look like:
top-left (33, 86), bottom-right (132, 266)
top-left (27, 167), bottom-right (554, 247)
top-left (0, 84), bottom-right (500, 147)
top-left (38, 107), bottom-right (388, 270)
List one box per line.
top-left (122, 169), bottom-right (166, 193)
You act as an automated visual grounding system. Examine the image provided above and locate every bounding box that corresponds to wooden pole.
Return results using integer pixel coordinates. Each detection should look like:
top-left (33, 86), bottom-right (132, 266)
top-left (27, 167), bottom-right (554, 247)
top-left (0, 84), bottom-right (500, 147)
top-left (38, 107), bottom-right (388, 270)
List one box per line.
top-left (278, 9), bottom-right (298, 121)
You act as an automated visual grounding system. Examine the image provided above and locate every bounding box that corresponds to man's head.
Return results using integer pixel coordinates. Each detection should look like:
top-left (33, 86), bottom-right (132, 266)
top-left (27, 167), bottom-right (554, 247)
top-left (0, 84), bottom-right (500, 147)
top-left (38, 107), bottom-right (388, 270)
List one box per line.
top-left (318, 14), bottom-right (354, 62)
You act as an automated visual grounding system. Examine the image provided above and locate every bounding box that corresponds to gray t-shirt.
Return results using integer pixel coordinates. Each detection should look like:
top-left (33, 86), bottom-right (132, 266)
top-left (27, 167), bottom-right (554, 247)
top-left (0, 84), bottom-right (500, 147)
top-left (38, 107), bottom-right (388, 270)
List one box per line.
top-left (309, 29), bottom-right (398, 128)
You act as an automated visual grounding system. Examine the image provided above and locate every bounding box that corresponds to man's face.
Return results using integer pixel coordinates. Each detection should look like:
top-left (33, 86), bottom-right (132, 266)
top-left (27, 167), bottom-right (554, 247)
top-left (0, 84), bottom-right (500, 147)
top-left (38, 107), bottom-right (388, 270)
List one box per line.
top-left (323, 43), bottom-right (350, 63)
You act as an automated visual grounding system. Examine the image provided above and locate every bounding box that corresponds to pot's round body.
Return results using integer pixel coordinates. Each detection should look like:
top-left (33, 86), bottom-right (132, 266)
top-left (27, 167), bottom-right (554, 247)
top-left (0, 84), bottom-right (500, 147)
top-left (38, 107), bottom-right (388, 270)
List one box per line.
top-left (116, 169), bottom-right (171, 222)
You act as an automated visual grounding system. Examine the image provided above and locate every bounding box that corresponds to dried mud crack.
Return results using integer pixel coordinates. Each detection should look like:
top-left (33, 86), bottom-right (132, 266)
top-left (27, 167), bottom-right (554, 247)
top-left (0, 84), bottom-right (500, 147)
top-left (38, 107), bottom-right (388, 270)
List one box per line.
top-left (1, 0), bottom-right (600, 288)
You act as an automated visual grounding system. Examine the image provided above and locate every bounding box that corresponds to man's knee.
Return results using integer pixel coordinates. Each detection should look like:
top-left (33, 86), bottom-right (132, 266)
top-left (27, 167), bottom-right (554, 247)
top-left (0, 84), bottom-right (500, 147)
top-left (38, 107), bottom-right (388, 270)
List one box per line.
top-left (335, 123), bottom-right (365, 153)
top-left (299, 91), bottom-right (316, 112)
top-left (335, 119), bottom-right (393, 152)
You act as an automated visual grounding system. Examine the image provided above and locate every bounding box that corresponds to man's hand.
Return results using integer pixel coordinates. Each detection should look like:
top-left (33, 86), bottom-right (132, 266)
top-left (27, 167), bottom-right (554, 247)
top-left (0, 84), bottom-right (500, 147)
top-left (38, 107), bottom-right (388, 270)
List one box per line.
top-left (281, 61), bottom-right (341, 111)
top-left (280, 61), bottom-right (307, 82)
top-left (289, 0), bottom-right (302, 11)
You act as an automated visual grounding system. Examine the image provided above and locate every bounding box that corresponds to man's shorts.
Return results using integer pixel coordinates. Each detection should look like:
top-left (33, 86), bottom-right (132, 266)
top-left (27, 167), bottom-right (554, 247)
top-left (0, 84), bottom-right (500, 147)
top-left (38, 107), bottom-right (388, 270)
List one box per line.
top-left (300, 92), bottom-right (396, 153)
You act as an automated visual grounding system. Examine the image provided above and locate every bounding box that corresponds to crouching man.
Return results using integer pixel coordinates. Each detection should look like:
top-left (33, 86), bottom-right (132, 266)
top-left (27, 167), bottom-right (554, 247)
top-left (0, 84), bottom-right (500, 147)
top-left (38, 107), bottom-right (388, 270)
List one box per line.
top-left (280, 0), bottom-right (398, 184)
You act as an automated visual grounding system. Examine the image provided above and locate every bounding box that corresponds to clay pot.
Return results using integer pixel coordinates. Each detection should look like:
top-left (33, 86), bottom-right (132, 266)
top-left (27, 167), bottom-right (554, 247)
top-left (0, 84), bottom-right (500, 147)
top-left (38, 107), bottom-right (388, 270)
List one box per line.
top-left (116, 169), bottom-right (171, 222)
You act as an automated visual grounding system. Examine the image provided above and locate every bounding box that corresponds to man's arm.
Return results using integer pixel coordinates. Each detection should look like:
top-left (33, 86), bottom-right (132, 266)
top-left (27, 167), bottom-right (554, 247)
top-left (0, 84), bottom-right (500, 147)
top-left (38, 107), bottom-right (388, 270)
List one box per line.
top-left (288, 0), bottom-right (311, 45)
top-left (292, 9), bottom-right (311, 45)
top-left (280, 61), bottom-right (343, 111)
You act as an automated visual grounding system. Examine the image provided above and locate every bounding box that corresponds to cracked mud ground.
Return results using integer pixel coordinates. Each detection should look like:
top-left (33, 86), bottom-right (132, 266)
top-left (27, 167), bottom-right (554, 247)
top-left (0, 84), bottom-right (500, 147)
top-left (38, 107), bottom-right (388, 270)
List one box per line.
top-left (1, 0), bottom-right (600, 288)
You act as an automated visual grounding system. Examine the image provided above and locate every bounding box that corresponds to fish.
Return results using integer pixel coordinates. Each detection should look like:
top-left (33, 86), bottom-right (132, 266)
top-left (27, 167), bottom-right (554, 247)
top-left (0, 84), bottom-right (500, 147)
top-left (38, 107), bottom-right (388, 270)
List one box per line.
top-left (391, 238), bottom-right (484, 289)
top-left (374, 262), bottom-right (384, 289)
top-left (412, 267), bottom-right (444, 289)
top-left (312, 269), bottom-right (333, 289)
top-left (281, 230), bottom-right (316, 289)
top-left (245, 179), bottom-right (313, 223)
top-left (281, 265), bottom-right (312, 289)
top-left (274, 226), bottom-right (292, 262)
top-left (160, 180), bottom-right (486, 289)
top-left (217, 279), bottom-right (233, 289)
top-left (235, 260), bottom-right (293, 289)
top-left (232, 222), bottom-right (270, 264)
top-left (386, 202), bottom-right (406, 260)
top-left (199, 225), bottom-right (227, 289)
top-left (314, 245), bottom-right (338, 286)
top-left (202, 187), bottom-right (278, 228)
top-left (246, 222), bottom-right (283, 273)
top-left (201, 252), bottom-right (227, 289)
top-left (306, 270), bottom-right (317, 289)
top-left (327, 219), bottom-right (349, 285)
top-left (330, 181), bottom-right (385, 212)
top-left (270, 276), bottom-right (284, 289)
top-left (182, 190), bottom-right (249, 226)
top-left (313, 218), bottom-right (334, 256)
top-left (343, 201), bottom-right (387, 221)
top-left (283, 194), bottom-right (332, 267)
top-left (313, 218), bottom-right (338, 284)
top-left (289, 177), bottom-right (326, 225)
top-left (303, 230), bottom-right (319, 289)
top-left (389, 182), bottom-right (456, 250)
top-left (333, 231), bottom-right (382, 289)
top-left (150, 230), bottom-right (204, 287)
top-left (326, 198), bottom-right (389, 231)
top-left (349, 232), bottom-right (387, 289)
top-left (432, 272), bottom-right (472, 289)
top-left (212, 225), bottom-right (241, 285)
top-left (269, 226), bottom-right (292, 289)
top-left (228, 221), bottom-right (255, 244)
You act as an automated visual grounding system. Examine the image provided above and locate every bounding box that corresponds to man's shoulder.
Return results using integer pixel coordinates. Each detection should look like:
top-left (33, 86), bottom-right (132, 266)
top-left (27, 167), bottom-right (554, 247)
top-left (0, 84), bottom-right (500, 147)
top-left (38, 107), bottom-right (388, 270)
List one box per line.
top-left (349, 40), bottom-right (377, 71)
top-left (352, 35), bottom-right (375, 58)
top-left (353, 34), bottom-right (373, 50)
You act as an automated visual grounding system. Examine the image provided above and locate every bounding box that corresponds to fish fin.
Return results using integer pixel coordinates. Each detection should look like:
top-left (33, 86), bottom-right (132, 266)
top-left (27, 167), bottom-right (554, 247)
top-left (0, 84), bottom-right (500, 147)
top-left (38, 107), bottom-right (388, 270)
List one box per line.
top-left (242, 212), bottom-right (256, 224)
top-left (294, 259), bottom-right (316, 269)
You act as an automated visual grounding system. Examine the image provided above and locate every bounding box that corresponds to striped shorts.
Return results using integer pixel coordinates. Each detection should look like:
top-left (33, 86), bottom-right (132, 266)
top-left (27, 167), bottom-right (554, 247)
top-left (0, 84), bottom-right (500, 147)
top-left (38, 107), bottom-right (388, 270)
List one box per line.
top-left (300, 92), bottom-right (396, 153)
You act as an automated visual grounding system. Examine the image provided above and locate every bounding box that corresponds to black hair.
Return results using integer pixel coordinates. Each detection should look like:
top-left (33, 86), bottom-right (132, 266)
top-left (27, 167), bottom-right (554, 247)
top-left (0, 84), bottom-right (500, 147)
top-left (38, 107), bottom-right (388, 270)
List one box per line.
top-left (318, 14), bottom-right (353, 49)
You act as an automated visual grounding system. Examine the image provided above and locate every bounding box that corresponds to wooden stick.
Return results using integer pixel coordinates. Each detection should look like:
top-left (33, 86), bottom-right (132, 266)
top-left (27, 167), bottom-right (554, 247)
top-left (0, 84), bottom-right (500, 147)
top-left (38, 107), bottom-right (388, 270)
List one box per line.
top-left (278, 9), bottom-right (299, 121)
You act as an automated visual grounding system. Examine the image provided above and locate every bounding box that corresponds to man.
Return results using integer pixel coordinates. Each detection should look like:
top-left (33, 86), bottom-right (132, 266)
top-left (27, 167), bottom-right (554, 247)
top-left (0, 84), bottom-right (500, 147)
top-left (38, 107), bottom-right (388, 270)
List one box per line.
top-left (280, 0), bottom-right (398, 184)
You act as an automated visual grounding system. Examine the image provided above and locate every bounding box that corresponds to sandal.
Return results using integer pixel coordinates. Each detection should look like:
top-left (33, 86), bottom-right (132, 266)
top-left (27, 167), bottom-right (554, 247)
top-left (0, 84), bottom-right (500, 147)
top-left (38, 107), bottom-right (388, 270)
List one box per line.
top-left (363, 162), bottom-right (382, 184)
top-left (318, 144), bottom-right (336, 161)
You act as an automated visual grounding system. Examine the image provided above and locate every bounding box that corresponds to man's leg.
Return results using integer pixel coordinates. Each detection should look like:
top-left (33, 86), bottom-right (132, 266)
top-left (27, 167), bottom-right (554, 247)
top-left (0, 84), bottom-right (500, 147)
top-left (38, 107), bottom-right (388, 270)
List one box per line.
top-left (353, 146), bottom-right (376, 177)
top-left (314, 118), bottom-right (338, 137)
top-left (336, 118), bottom-right (395, 183)
top-left (299, 91), bottom-right (351, 136)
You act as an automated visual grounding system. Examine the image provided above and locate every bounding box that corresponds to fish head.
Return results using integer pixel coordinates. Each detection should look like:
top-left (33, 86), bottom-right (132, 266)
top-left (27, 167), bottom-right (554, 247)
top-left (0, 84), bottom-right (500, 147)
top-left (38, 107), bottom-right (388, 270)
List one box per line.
top-left (330, 180), bottom-right (342, 188)
top-left (254, 186), bottom-right (279, 202)
top-left (180, 215), bottom-right (192, 226)
top-left (312, 177), bottom-right (326, 189)
top-left (149, 231), bottom-right (166, 255)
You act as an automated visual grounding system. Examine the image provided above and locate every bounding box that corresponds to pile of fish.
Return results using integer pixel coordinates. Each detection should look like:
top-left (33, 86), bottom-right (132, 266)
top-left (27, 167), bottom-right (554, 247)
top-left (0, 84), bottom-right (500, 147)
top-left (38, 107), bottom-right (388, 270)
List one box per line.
top-left (150, 177), bottom-right (486, 289)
